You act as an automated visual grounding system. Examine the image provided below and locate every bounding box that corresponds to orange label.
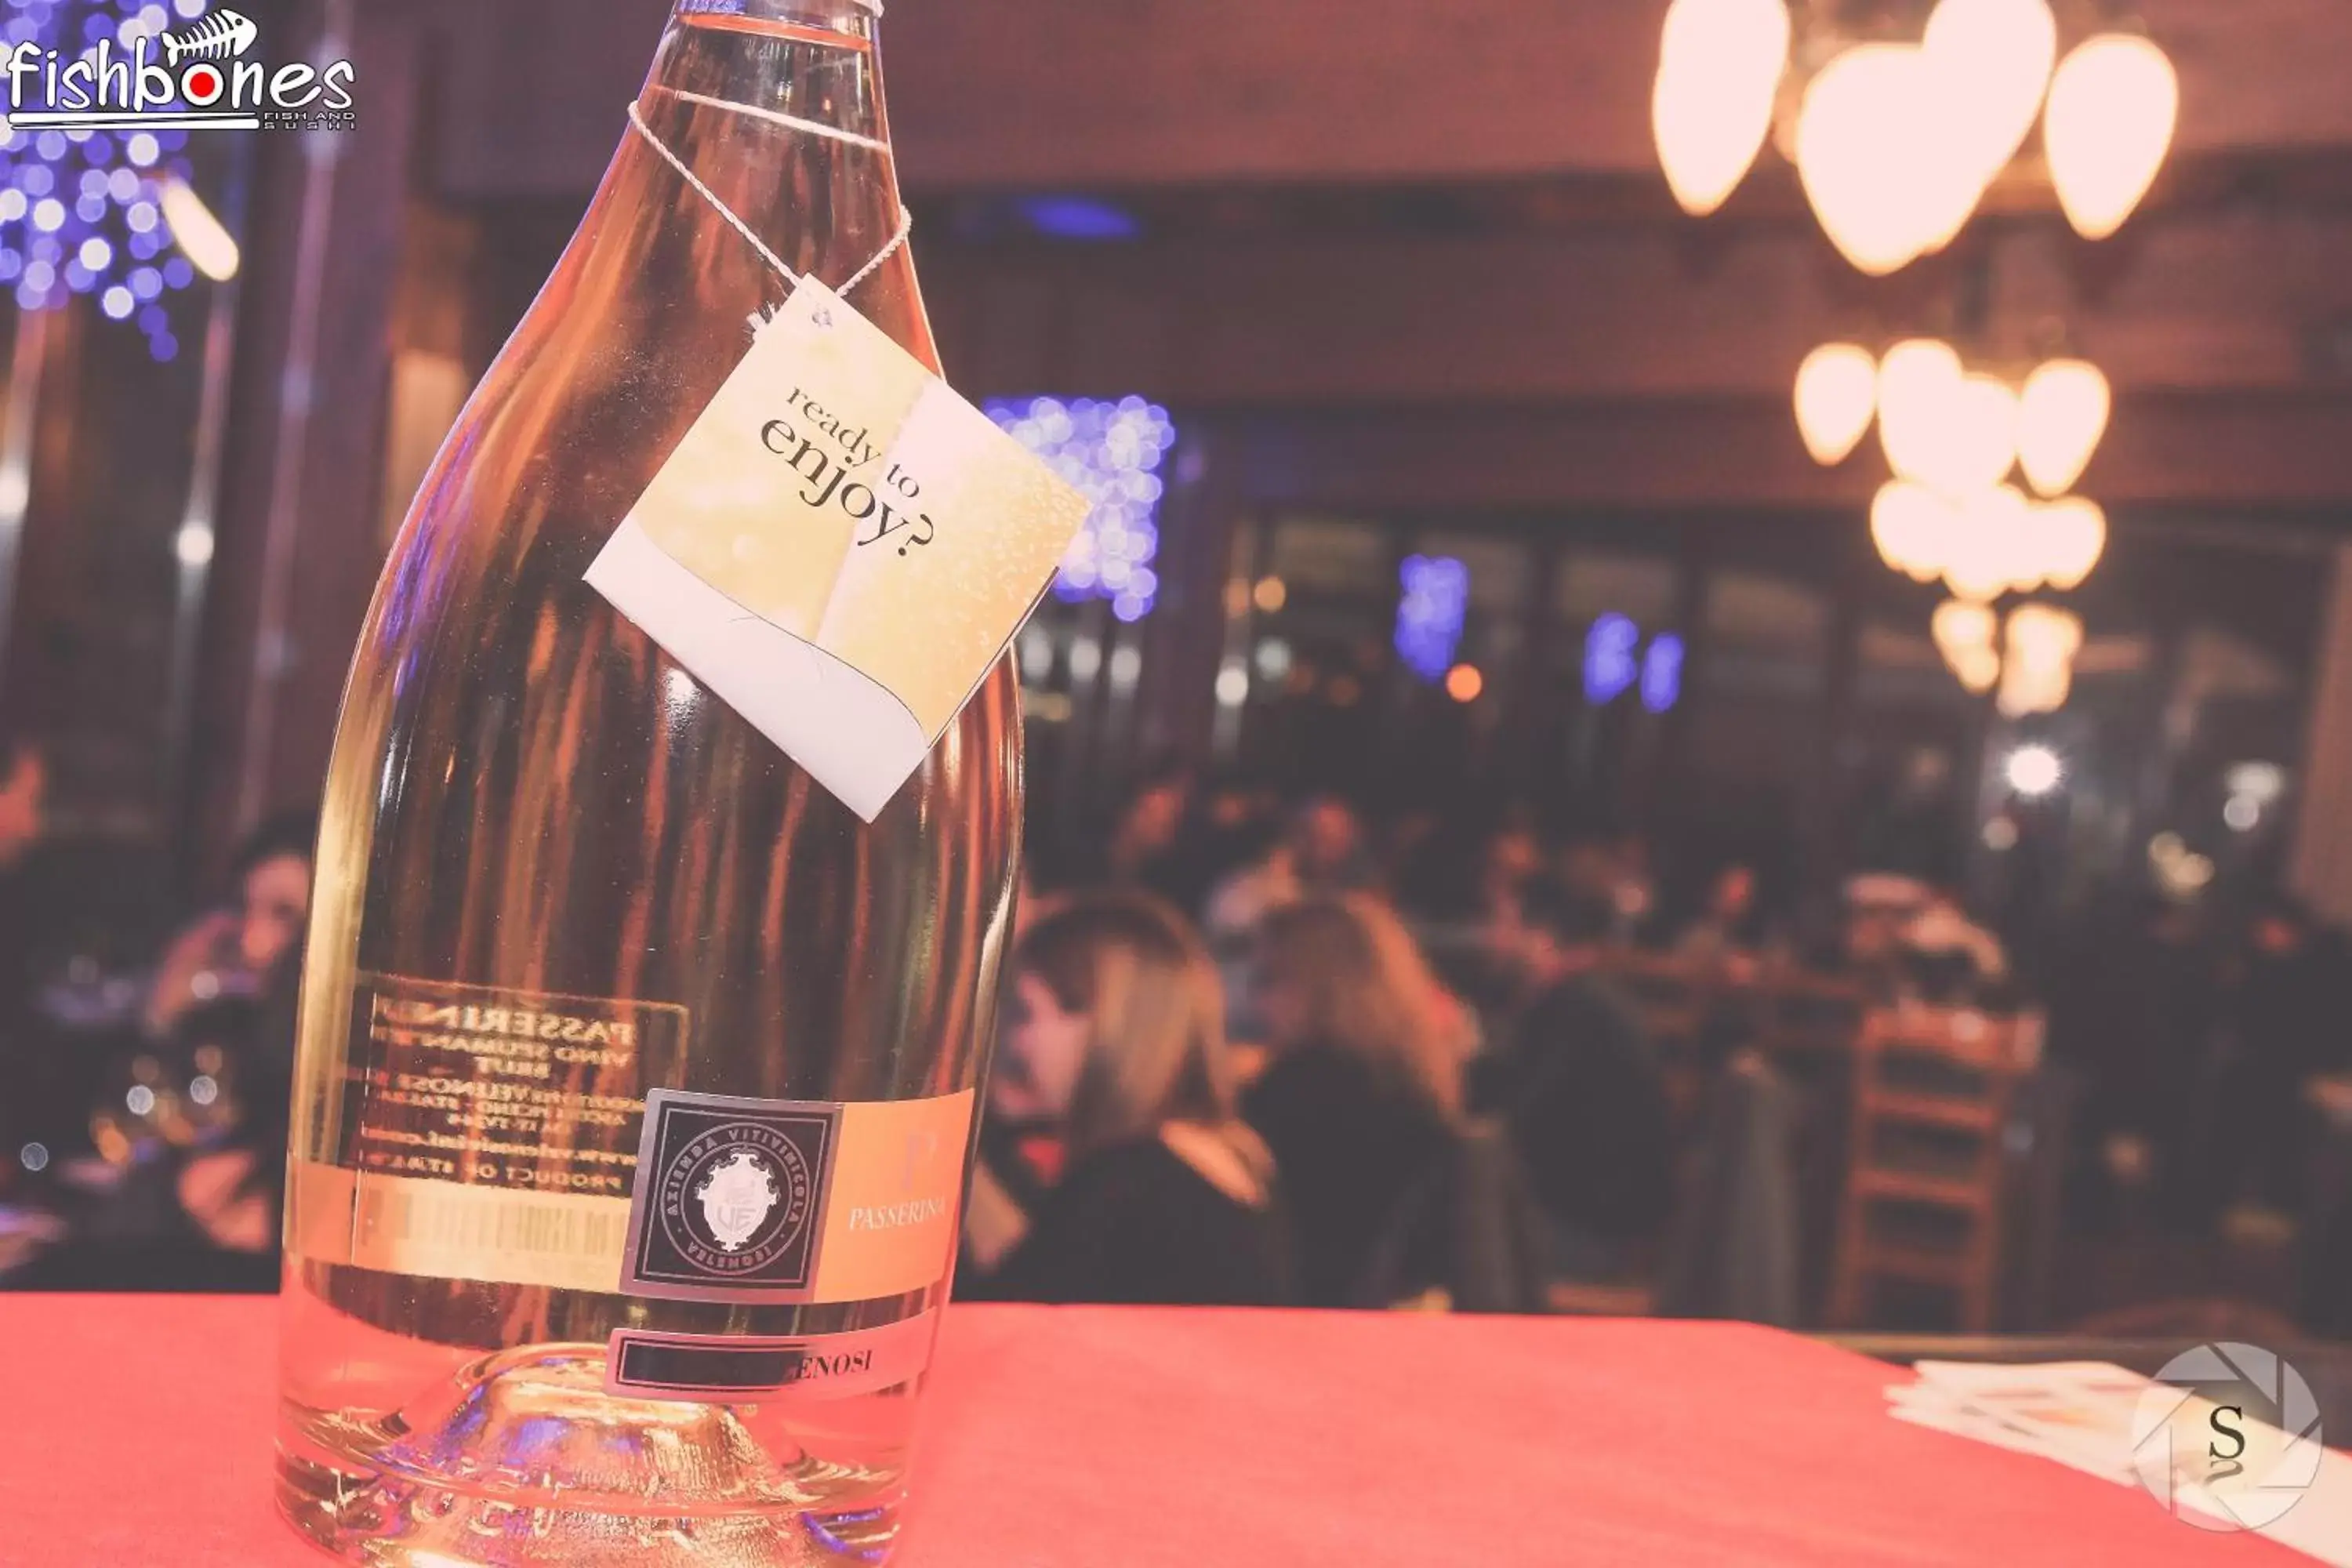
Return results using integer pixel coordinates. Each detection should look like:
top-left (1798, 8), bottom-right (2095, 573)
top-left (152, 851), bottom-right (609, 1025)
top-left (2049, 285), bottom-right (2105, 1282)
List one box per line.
top-left (292, 1087), bottom-right (975, 1305)
top-left (812, 1094), bottom-right (975, 1302)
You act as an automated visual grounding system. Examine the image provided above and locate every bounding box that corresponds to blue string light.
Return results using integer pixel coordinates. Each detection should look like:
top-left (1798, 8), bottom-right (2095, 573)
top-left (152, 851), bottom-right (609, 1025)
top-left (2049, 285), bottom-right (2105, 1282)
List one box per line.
top-left (1395, 554), bottom-right (1468, 683)
top-left (1584, 613), bottom-right (1641, 705)
top-left (986, 395), bottom-right (1175, 622)
top-left (1640, 631), bottom-right (1684, 713)
top-left (0, 0), bottom-right (211, 361)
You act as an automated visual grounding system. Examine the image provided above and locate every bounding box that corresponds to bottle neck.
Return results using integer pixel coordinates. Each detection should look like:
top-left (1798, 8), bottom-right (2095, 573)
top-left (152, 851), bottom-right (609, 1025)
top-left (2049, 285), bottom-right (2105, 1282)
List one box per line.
top-left (632, 0), bottom-right (909, 299)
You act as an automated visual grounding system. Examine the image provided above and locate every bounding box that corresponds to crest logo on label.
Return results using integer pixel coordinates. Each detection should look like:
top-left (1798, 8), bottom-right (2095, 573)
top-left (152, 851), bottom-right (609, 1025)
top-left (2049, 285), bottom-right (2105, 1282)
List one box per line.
top-left (622, 1090), bottom-right (840, 1302)
top-left (697, 1147), bottom-right (779, 1251)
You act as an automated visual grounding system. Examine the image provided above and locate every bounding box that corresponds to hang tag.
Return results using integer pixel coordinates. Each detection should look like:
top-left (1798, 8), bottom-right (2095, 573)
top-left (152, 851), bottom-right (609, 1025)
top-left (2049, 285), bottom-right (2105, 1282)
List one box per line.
top-left (586, 280), bottom-right (1090, 819)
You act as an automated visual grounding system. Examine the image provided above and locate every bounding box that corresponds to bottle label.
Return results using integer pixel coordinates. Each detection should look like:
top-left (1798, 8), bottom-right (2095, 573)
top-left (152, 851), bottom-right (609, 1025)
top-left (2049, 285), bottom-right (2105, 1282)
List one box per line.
top-left (604, 1309), bottom-right (939, 1404)
top-left (290, 972), bottom-right (975, 1302)
top-left (334, 973), bottom-right (689, 1200)
top-left (584, 278), bottom-right (1091, 821)
top-left (617, 1087), bottom-right (971, 1305)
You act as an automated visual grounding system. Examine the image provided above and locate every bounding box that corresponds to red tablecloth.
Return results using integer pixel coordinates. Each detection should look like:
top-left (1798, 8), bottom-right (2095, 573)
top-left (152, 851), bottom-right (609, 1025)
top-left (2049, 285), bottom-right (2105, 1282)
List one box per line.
top-left (0, 1296), bottom-right (2309, 1566)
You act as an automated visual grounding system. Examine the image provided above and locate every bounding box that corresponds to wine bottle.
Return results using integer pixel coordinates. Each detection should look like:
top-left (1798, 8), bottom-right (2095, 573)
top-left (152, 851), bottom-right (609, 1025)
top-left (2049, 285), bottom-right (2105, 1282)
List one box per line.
top-left (274, 3), bottom-right (1039, 1563)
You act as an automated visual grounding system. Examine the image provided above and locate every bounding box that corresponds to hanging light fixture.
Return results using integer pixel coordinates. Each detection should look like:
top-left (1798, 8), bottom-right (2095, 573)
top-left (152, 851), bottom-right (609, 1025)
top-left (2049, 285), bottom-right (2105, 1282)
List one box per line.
top-left (1856, 343), bottom-right (2114, 597)
top-left (1794, 343), bottom-right (1878, 464)
top-left (1653, 4), bottom-right (2174, 267)
top-left (1796, 44), bottom-right (1983, 276)
top-left (1933, 597), bottom-right (2002, 693)
top-left (2034, 495), bottom-right (2107, 590)
top-left (1999, 603), bottom-right (2083, 717)
top-left (1653, 0), bottom-right (1792, 217)
top-left (2016, 358), bottom-right (2111, 495)
top-left (1883, 358), bottom-right (2017, 495)
top-left (1955, 644), bottom-right (2003, 693)
top-left (1877, 338), bottom-right (1964, 483)
top-left (1941, 484), bottom-right (2035, 601)
top-left (1932, 598), bottom-right (1996, 660)
top-left (1932, 373), bottom-right (2022, 495)
top-left (2045, 34), bottom-right (2179, 240)
top-left (1654, 7), bottom-right (2153, 606)
top-left (1871, 480), bottom-right (1951, 583)
top-left (1921, 0), bottom-right (2059, 189)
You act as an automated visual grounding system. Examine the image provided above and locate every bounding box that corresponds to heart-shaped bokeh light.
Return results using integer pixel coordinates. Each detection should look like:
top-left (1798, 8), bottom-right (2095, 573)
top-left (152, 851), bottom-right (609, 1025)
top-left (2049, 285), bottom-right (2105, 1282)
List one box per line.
top-left (2017, 358), bottom-right (2112, 495)
top-left (1653, 0), bottom-right (1792, 216)
top-left (1922, 0), bottom-right (2058, 190)
top-left (1794, 343), bottom-right (1879, 465)
top-left (1871, 479), bottom-right (1955, 583)
top-left (2035, 495), bottom-right (2108, 590)
top-left (2045, 34), bottom-right (2179, 240)
top-left (1934, 373), bottom-right (2023, 495)
top-left (1942, 484), bottom-right (2034, 601)
top-left (1876, 338), bottom-right (1965, 484)
top-left (1798, 45), bottom-right (1967, 275)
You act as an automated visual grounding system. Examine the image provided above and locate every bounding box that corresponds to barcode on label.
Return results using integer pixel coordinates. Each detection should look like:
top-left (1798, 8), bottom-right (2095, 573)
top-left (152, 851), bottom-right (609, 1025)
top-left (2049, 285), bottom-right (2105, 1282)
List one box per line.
top-left (354, 1184), bottom-right (632, 1259)
top-left (290, 1160), bottom-right (636, 1292)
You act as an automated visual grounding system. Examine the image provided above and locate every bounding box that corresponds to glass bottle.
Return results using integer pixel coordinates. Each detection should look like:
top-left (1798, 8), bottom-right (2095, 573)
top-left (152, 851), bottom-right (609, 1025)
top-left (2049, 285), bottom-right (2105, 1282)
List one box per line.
top-left (274, 3), bottom-right (1018, 1563)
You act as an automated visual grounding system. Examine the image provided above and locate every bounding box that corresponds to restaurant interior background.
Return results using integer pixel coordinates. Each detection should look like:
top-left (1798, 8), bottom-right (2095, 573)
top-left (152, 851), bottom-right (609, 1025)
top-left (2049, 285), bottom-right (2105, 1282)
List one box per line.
top-left (5, 0), bottom-right (2352, 1348)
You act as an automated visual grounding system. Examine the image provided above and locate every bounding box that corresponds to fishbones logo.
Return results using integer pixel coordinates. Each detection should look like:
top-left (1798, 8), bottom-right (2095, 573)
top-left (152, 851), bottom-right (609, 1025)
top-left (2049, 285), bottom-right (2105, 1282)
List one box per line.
top-left (4, 8), bottom-right (354, 134)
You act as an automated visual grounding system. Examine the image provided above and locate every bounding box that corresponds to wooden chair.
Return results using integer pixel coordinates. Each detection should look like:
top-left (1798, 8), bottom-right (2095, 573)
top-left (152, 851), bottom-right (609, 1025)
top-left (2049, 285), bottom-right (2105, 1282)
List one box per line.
top-left (1751, 971), bottom-right (1868, 1060)
top-left (1828, 1006), bottom-right (2042, 1332)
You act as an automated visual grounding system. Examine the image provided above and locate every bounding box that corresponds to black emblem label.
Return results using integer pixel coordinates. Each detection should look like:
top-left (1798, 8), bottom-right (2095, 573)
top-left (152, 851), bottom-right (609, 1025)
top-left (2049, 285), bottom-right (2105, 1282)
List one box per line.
top-left (620, 1089), bottom-right (841, 1302)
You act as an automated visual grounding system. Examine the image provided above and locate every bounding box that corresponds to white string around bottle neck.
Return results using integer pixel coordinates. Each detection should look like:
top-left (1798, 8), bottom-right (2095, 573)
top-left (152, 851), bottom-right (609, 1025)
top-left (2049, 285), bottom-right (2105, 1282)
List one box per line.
top-left (626, 94), bottom-right (912, 299)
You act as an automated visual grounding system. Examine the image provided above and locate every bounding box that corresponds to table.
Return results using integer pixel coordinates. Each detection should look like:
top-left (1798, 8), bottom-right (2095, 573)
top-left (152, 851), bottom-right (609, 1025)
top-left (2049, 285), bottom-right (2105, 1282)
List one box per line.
top-left (0, 1295), bottom-right (2309, 1566)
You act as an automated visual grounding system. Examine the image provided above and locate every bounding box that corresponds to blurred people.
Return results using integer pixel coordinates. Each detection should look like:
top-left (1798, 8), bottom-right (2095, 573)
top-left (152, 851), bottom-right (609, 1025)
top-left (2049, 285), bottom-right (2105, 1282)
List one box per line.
top-left (1475, 875), bottom-right (1673, 1275)
top-left (1835, 873), bottom-right (2006, 1002)
top-left (0, 731), bottom-right (49, 1034)
top-left (1203, 837), bottom-right (1297, 942)
top-left (1240, 893), bottom-right (1468, 1306)
top-left (1838, 873), bottom-right (1925, 990)
top-left (1204, 793), bottom-right (1375, 943)
top-left (143, 810), bottom-right (316, 1047)
top-left (0, 732), bottom-right (52, 1175)
top-left (1559, 833), bottom-right (1657, 948)
top-left (1481, 823), bottom-right (1544, 921)
top-left (145, 811), bottom-right (316, 1258)
top-left (9, 810), bottom-right (314, 1289)
top-left (1456, 822), bottom-right (1551, 1009)
top-left (1896, 884), bottom-right (2010, 1004)
top-left (976, 893), bottom-right (1293, 1306)
top-left (2211, 894), bottom-right (2350, 1215)
top-left (1102, 766), bottom-right (1195, 906)
top-left (1674, 862), bottom-right (1766, 971)
top-left (174, 1036), bottom-right (292, 1258)
top-left (1604, 832), bottom-right (1658, 945)
top-left (1292, 794), bottom-right (1377, 892)
top-left (963, 932), bottom-right (1083, 1276)
top-left (2045, 892), bottom-right (2215, 1227)
top-left (0, 731), bottom-right (45, 866)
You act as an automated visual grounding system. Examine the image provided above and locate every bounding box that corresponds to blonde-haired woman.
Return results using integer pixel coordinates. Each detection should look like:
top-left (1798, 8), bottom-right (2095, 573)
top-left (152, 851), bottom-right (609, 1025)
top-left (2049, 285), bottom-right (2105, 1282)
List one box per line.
top-left (1242, 892), bottom-right (1472, 1306)
top-left (976, 892), bottom-right (1294, 1306)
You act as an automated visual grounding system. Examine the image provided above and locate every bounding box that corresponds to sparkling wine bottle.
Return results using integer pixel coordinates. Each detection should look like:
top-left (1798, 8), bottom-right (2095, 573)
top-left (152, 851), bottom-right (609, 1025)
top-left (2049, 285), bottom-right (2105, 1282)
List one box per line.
top-left (274, 4), bottom-right (1025, 1563)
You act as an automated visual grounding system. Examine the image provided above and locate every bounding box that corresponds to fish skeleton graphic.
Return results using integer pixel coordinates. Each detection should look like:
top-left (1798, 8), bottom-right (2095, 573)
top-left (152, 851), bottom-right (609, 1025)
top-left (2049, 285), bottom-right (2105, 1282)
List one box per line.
top-left (160, 9), bottom-right (259, 66)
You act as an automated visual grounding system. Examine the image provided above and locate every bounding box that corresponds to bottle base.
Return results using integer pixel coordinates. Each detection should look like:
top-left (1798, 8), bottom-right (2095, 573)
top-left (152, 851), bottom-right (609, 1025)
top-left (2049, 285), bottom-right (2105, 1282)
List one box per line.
top-left (274, 1345), bottom-right (902, 1566)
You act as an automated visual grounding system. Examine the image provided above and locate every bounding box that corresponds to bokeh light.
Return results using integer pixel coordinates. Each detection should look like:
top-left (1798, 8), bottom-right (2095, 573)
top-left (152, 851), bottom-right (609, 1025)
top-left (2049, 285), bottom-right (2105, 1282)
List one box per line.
top-left (0, 0), bottom-right (218, 359)
top-left (1395, 554), bottom-right (1470, 684)
top-left (987, 395), bottom-right (1176, 621)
